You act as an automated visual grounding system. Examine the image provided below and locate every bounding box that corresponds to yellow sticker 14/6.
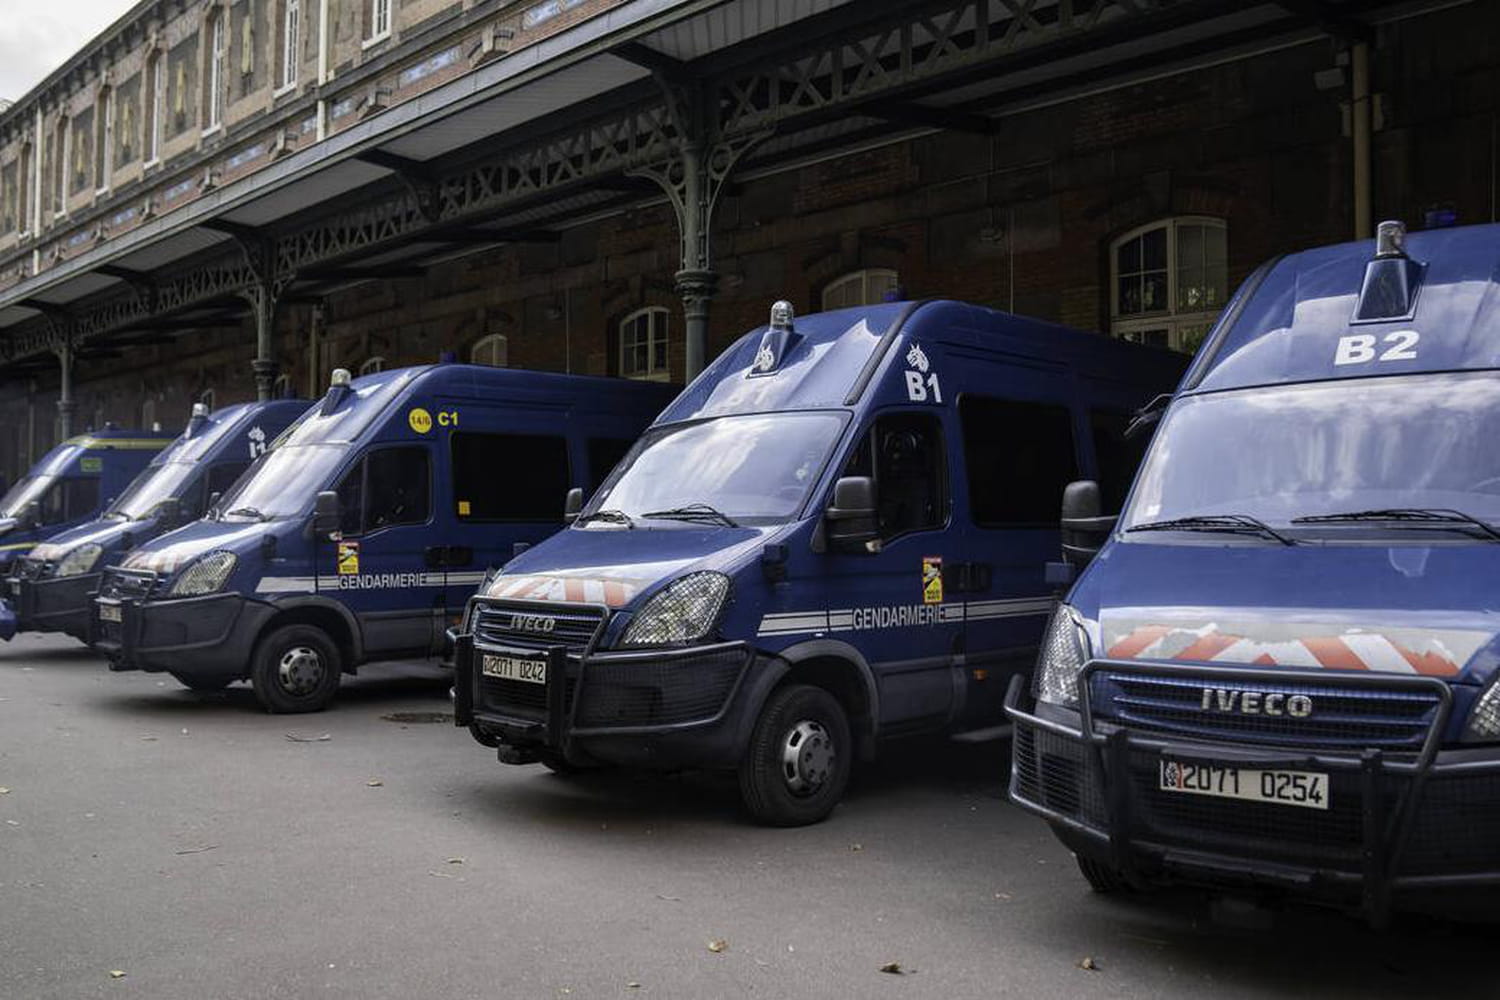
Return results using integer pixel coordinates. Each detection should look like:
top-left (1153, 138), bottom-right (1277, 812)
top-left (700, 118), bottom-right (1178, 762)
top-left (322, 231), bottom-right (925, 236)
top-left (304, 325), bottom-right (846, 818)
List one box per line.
top-left (922, 556), bottom-right (943, 605)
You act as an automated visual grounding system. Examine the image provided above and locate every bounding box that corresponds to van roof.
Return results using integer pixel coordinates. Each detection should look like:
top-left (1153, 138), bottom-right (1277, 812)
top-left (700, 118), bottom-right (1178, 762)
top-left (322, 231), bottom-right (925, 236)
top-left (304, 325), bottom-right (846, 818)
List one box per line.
top-left (1187, 222), bottom-right (1500, 394)
top-left (155, 398), bottom-right (309, 465)
top-left (658, 299), bottom-right (1183, 422)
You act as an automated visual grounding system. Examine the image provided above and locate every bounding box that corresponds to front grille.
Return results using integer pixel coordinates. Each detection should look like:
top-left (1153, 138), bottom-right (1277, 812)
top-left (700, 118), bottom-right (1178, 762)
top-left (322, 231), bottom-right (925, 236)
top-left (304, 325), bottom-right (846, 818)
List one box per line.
top-left (1012, 724), bottom-right (1108, 827)
top-left (472, 600), bottom-right (605, 655)
top-left (1089, 668), bottom-right (1441, 751)
top-left (1400, 771), bottom-right (1500, 876)
top-left (574, 646), bottom-right (749, 729)
top-left (478, 674), bottom-right (578, 722)
top-left (98, 568), bottom-right (160, 601)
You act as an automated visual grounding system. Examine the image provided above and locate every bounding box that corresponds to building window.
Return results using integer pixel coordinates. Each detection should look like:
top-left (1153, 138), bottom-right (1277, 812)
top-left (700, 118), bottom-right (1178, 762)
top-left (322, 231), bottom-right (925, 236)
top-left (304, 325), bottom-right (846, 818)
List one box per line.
top-left (281, 0), bottom-right (301, 90)
top-left (469, 334), bottom-right (508, 367)
top-left (207, 14), bottom-right (226, 130)
top-left (115, 80), bottom-right (137, 168)
top-left (147, 54), bottom-right (164, 163)
top-left (822, 268), bottom-right (900, 310)
top-left (370, 0), bottom-right (391, 40)
top-left (358, 357), bottom-right (385, 376)
top-left (618, 308), bottom-right (670, 381)
top-left (16, 143), bottom-right (30, 234)
top-left (1110, 217), bottom-right (1228, 354)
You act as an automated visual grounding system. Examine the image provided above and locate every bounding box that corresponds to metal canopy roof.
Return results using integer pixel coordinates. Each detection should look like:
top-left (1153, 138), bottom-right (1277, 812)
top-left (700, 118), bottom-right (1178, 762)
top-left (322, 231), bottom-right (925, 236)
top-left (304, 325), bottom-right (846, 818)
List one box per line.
top-left (0, 0), bottom-right (1453, 371)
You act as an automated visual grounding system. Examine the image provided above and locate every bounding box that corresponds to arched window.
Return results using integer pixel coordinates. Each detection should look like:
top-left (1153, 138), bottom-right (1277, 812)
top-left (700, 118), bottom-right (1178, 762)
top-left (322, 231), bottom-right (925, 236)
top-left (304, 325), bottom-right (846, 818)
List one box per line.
top-left (271, 373), bottom-right (292, 399)
top-left (206, 12), bottom-right (226, 130)
top-left (1110, 217), bottom-right (1227, 354)
top-left (358, 356), bottom-right (385, 376)
top-left (618, 308), bottom-right (670, 381)
top-left (821, 268), bottom-right (901, 311)
top-left (146, 52), bottom-right (165, 163)
top-left (470, 334), bottom-right (508, 367)
top-left (280, 0), bottom-right (301, 90)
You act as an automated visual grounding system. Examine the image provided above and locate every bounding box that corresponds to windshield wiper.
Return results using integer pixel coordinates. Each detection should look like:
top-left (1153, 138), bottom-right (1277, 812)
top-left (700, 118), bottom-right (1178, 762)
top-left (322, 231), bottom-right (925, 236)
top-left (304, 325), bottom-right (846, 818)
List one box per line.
top-left (577, 508), bottom-right (635, 529)
top-left (641, 503), bottom-right (740, 528)
top-left (1291, 508), bottom-right (1500, 542)
top-left (225, 506), bottom-right (268, 522)
top-left (1128, 513), bottom-right (1296, 546)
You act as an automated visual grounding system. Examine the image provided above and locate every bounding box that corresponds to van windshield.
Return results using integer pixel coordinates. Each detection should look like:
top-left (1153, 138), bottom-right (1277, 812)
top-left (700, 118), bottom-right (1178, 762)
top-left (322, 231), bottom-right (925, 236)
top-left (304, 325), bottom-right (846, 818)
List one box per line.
top-left (1124, 372), bottom-right (1500, 533)
top-left (586, 412), bottom-right (848, 527)
top-left (0, 475), bottom-right (56, 519)
top-left (108, 463), bottom-right (199, 520)
top-left (215, 444), bottom-right (348, 520)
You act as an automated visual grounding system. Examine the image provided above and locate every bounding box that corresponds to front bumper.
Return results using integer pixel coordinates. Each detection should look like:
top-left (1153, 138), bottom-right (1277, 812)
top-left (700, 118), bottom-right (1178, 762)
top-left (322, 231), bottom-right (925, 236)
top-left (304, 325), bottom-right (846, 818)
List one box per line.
top-left (5, 572), bottom-right (101, 639)
top-left (1004, 665), bottom-right (1500, 920)
top-left (454, 634), bottom-right (766, 769)
top-left (91, 588), bottom-right (273, 682)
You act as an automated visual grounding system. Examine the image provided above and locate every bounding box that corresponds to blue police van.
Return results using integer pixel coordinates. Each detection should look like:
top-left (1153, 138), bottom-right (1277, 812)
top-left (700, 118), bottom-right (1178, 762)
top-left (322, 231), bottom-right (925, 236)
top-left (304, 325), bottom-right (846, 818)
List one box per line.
top-left (1006, 220), bottom-right (1500, 920)
top-left (90, 364), bottom-right (675, 711)
top-left (452, 299), bottom-right (1184, 825)
top-left (0, 428), bottom-right (175, 582)
top-left (3, 399), bottom-right (308, 642)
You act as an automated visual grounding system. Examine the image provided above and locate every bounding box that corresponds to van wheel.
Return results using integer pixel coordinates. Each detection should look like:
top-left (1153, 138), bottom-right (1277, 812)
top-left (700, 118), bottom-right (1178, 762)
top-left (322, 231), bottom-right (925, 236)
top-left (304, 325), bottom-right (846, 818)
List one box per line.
top-left (1076, 855), bottom-right (1131, 894)
top-left (738, 684), bottom-right (851, 827)
top-left (251, 624), bottom-right (342, 714)
top-left (171, 672), bottom-right (231, 693)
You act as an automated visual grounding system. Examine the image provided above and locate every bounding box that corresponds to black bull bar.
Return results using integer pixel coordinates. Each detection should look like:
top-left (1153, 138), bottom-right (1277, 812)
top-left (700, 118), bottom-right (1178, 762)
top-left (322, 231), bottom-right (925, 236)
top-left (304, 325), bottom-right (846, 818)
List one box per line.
top-left (998, 659), bottom-right (1500, 923)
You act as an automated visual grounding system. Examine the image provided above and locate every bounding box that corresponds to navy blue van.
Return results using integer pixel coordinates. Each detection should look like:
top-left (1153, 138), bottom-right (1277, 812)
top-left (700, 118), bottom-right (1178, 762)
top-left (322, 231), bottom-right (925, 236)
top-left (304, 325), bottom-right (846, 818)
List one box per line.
top-left (3, 399), bottom-right (307, 642)
top-left (90, 365), bottom-right (675, 711)
top-left (453, 300), bottom-right (1184, 825)
top-left (1007, 221), bottom-right (1500, 919)
top-left (0, 429), bottom-right (174, 581)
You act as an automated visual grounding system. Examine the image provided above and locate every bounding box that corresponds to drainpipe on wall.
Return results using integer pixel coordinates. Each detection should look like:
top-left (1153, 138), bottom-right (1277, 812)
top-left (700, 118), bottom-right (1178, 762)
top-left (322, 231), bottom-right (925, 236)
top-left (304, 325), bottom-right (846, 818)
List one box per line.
top-left (1351, 41), bottom-right (1373, 240)
top-left (31, 104), bottom-right (42, 275)
top-left (308, 303), bottom-right (325, 397)
top-left (316, 0), bottom-right (331, 140)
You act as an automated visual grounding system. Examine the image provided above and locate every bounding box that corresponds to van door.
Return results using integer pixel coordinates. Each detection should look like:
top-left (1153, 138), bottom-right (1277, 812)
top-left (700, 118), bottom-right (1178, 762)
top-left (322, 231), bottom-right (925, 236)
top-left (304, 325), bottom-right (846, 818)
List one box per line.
top-left (951, 392), bottom-right (1080, 726)
top-left (823, 409), bottom-right (960, 733)
top-left (328, 445), bottom-right (438, 658)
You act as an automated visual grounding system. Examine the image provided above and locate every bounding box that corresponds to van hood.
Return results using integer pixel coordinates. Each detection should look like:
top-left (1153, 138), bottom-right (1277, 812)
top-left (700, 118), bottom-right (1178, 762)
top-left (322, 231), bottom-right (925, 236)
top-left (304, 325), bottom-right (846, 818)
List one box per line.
top-left (118, 518), bottom-right (270, 575)
top-left (1073, 541), bottom-right (1500, 684)
top-left (29, 517), bottom-right (142, 561)
top-left (482, 524), bottom-right (775, 610)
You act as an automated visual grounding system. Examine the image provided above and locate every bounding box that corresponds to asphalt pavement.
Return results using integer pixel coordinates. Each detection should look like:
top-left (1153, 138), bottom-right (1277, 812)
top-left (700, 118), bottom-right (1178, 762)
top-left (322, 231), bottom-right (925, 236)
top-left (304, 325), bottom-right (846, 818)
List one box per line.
top-left (1, 632), bottom-right (1496, 999)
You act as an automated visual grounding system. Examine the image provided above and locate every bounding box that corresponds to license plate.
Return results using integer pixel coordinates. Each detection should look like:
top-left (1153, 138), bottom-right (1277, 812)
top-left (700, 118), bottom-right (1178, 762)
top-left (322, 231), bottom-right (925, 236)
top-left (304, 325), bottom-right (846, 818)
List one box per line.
top-left (98, 602), bottom-right (123, 623)
top-left (1159, 758), bottom-right (1329, 810)
top-left (481, 653), bottom-right (546, 685)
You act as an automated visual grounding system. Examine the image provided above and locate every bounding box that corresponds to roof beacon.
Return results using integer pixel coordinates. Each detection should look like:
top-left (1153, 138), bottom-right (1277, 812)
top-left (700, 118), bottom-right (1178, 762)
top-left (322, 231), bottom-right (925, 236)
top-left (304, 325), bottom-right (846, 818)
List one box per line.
top-left (749, 300), bottom-right (798, 378)
top-left (186, 401), bottom-right (210, 437)
top-left (322, 367), bottom-right (354, 415)
top-left (1355, 219), bottom-right (1423, 321)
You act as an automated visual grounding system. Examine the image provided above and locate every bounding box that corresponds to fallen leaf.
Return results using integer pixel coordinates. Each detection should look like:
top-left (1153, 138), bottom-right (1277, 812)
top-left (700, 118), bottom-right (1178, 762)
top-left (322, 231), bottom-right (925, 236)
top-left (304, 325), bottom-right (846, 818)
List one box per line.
top-left (174, 845), bottom-right (219, 855)
top-left (994, 892), bottom-right (1012, 901)
top-left (0, 787), bottom-right (10, 794)
top-left (655, 894), bottom-right (681, 902)
top-left (367, 779), bottom-right (383, 787)
top-left (179, 728), bottom-right (189, 735)
top-left (109, 970), bottom-right (126, 979)
top-left (139, 736), bottom-right (158, 742)
top-left (879, 962), bottom-right (905, 975)
top-left (626, 982), bottom-right (642, 990)
top-left (1078, 956), bottom-right (1100, 971)
top-left (446, 857), bottom-right (465, 865)
top-left (849, 843), bottom-right (863, 852)
top-left (707, 939), bottom-right (728, 954)
top-left (427, 870), bottom-right (454, 879)
top-left (285, 733), bottom-right (332, 743)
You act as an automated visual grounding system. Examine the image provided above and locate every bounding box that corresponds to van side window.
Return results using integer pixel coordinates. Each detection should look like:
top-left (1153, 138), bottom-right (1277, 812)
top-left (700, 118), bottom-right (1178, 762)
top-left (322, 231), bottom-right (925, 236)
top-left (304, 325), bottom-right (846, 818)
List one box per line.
top-left (334, 447), bottom-right (431, 534)
top-left (42, 478), bottom-right (100, 524)
top-left (1090, 411), bottom-right (1148, 513)
top-left (193, 461), bottom-right (250, 516)
top-left (452, 432), bottom-right (568, 521)
top-left (960, 397), bottom-right (1078, 526)
top-left (843, 413), bottom-right (947, 539)
top-left (587, 438), bottom-right (635, 495)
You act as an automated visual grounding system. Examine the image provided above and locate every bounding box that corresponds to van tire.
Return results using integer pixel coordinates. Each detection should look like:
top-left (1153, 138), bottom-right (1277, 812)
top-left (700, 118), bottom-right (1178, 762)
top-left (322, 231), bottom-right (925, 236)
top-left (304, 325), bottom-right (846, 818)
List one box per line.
top-left (171, 672), bottom-right (231, 693)
top-left (738, 684), bottom-right (851, 827)
top-left (1076, 855), bottom-right (1131, 894)
top-left (250, 624), bottom-right (342, 714)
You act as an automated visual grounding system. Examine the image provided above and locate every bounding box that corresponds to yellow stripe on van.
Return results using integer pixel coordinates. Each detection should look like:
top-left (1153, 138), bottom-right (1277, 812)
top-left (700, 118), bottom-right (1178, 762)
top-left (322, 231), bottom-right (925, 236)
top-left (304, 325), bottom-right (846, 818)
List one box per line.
top-left (64, 436), bottom-right (171, 450)
top-left (0, 542), bottom-right (36, 552)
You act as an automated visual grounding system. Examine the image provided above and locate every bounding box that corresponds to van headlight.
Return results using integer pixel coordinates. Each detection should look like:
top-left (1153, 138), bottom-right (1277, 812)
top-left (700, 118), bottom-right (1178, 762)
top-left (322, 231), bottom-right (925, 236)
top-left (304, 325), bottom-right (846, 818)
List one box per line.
top-left (1464, 675), bottom-right (1500, 742)
top-left (168, 551), bottom-right (238, 597)
top-left (1034, 605), bottom-right (1091, 708)
top-left (620, 572), bottom-right (730, 647)
top-left (55, 543), bottom-right (104, 578)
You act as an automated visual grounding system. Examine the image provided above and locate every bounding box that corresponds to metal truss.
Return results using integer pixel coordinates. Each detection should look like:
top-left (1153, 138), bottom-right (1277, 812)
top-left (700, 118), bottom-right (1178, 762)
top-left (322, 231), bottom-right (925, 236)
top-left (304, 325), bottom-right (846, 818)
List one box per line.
top-left (0, 0), bottom-right (1202, 366)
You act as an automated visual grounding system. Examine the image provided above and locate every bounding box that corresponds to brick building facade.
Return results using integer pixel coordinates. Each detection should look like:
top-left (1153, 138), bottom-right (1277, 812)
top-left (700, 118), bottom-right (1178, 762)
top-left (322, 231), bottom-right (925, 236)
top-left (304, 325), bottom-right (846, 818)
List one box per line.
top-left (0, 0), bottom-right (1496, 483)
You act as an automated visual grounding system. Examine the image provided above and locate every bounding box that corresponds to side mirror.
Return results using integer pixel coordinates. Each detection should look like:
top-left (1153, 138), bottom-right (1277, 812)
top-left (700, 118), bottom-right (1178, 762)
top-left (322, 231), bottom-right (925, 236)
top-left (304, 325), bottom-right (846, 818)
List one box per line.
top-left (563, 487), bottom-right (584, 524)
top-left (154, 497), bottom-right (183, 527)
top-left (18, 500), bottom-right (41, 529)
top-left (1060, 480), bottom-right (1117, 569)
top-left (312, 490), bottom-right (342, 537)
top-left (207, 491), bottom-right (223, 514)
top-left (825, 476), bottom-right (879, 553)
